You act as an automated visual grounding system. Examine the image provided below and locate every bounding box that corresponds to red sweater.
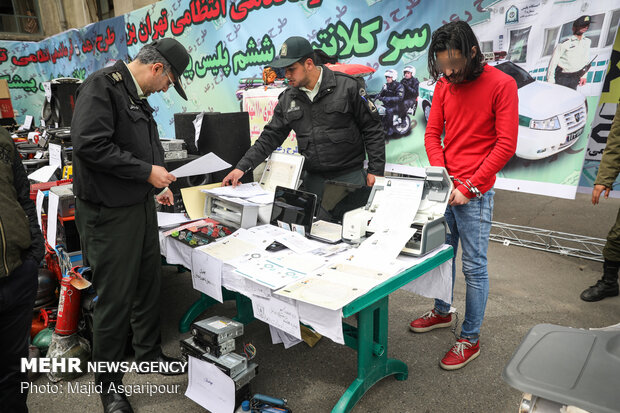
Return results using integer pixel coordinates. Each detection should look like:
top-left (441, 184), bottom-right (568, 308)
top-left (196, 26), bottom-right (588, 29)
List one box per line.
top-left (424, 64), bottom-right (518, 198)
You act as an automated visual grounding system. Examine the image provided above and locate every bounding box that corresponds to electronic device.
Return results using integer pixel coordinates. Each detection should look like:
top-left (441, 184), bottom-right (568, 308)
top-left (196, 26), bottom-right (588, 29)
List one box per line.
top-left (309, 181), bottom-right (372, 244)
top-left (203, 351), bottom-right (248, 378)
top-left (204, 194), bottom-right (259, 229)
top-left (191, 316), bottom-right (244, 346)
top-left (180, 336), bottom-right (236, 358)
top-left (342, 166), bottom-right (452, 256)
top-left (49, 183), bottom-right (75, 217)
top-left (258, 152), bottom-right (305, 193)
top-left (269, 186), bottom-right (317, 235)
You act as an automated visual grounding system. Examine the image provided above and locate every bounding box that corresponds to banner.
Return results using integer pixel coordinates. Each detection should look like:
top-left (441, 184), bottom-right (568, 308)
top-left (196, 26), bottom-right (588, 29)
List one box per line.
top-left (1, 0), bottom-right (619, 199)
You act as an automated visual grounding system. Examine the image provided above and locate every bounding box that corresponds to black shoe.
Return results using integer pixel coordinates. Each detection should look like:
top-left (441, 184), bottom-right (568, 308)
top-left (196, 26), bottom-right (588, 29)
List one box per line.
top-left (100, 389), bottom-right (133, 413)
top-left (137, 353), bottom-right (187, 376)
top-left (580, 280), bottom-right (619, 302)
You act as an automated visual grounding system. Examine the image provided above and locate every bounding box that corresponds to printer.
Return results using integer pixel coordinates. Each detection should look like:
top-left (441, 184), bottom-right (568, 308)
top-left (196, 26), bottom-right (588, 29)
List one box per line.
top-left (342, 166), bottom-right (452, 256)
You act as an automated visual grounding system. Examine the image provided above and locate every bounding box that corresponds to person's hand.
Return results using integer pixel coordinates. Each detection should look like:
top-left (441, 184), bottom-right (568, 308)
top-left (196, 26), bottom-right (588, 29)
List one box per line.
top-left (222, 168), bottom-right (244, 186)
top-left (367, 173), bottom-right (377, 187)
top-left (579, 77), bottom-right (587, 87)
top-left (449, 188), bottom-right (470, 206)
top-left (147, 165), bottom-right (176, 188)
top-left (592, 184), bottom-right (611, 205)
top-left (156, 188), bottom-right (174, 206)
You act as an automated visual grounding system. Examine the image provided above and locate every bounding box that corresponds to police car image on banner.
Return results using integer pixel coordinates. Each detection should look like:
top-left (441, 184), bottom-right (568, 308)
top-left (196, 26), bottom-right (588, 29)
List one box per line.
top-left (418, 59), bottom-right (586, 160)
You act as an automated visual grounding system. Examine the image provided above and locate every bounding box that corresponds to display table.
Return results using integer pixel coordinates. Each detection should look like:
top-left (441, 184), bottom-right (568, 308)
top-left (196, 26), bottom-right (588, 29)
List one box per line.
top-left (160, 232), bottom-right (452, 412)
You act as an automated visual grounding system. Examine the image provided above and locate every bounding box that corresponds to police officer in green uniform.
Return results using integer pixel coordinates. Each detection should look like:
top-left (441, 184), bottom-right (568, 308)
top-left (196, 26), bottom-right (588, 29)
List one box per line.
top-left (581, 103), bottom-right (620, 302)
top-left (547, 15), bottom-right (592, 90)
top-left (222, 36), bottom-right (385, 198)
top-left (72, 38), bottom-right (189, 413)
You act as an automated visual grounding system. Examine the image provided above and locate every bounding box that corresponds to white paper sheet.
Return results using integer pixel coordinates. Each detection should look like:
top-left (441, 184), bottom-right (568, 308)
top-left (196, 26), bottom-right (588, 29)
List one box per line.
top-left (156, 212), bottom-right (192, 228)
top-left (203, 182), bottom-right (269, 199)
top-left (275, 231), bottom-right (323, 254)
top-left (298, 302), bottom-right (344, 344)
top-left (229, 227), bottom-right (275, 250)
top-left (275, 274), bottom-right (367, 311)
top-left (350, 227), bottom-right (416, 265)
top-left (185, 356), bottom-right (235, 413)
top-left (367, 178), bottom-right (424, 232)
top-left (197, 236), bottom-right (261, 262)
top-left (169, 152), bottom-right (231, 178)
top-left (28, 165), bottom-right (58, 182)
top-left (251, 295), bottom-right (301, 339)
top-left (191, 249), bottom-right (224, 302)
top-left (35, 190), bottom-right (44, 231)
top-left (246, 193), bottom-right (275, 204)
top-left (232, 252), bottom-right (308, 289)
top-left (269, 324), bottom-right (302, 349)
top-left (48, 143), bottom-right (62, 169)
top-left (192, 112), bottom-right (204, 149)
top-left (46, 192), bottom-right (59, 248)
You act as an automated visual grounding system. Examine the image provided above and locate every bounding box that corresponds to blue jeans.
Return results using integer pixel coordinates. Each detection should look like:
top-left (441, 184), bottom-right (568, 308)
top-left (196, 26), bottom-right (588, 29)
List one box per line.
top-left (435, 189), bottom-right (494, 343)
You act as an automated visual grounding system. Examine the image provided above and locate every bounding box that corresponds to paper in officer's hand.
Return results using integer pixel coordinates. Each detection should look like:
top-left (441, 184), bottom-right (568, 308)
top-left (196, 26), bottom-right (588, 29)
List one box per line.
top-left (169, 153), bottom-right (231, 178)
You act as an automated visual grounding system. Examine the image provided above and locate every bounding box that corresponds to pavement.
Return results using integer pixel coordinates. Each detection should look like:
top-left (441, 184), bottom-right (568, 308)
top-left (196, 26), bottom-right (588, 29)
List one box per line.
top-left (27, 189), bottom-right (620, 413)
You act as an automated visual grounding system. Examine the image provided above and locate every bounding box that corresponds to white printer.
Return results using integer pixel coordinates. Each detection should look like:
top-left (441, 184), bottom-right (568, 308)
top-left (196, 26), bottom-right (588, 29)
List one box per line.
top-left (342, 166), bottom-right (452, 256)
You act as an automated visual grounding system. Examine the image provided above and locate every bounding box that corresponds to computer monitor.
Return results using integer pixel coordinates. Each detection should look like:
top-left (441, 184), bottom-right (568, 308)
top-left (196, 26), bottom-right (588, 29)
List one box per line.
top-left (269, 186), bottom-right (317, 234)
top-left (316, 181), bottom-right (372, 224)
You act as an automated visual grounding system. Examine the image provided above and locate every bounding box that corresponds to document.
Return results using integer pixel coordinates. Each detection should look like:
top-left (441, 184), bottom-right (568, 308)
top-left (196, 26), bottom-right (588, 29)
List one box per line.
top-left (203, 182), bottom-right (269, 199)
top-left (191, 249), bottom-right (224, 302)
top-left (185, 356), bottom-right (235, 413)
top-left (169, 152), bottom-right (231, 178)
top-left (192, 112), bottom-right (204, 149)
top-left (180, 183), bottom-right (222, 220)
top-left (197, 236), bottom-right (260, 262)
top-left (275, 231), bottom-right (322, 254)
top-left (232, 252), bottom-right (308, 290)
top-left (156, 212), bottom-right (191, 228)
top-left (367, 178), bottom-right (424, 232)
top-left (48, 143), bottom-right (62, 169)
top-left (251, 295), bottom-right (301, 339)
top-left (35, 190), bottom-right (44, 231)
top-left (230, 227), bottom-right (275, 250)
top-left (47, 191), bottom-right (59, 248)
top-left (269, 324), bottom-right (302, 349)
top-left (28, 165), bottom-right (58, 182)
top-left (275, 275), bottom-right (367, 311)
top-left (349, 227), bottom-right (417, 265)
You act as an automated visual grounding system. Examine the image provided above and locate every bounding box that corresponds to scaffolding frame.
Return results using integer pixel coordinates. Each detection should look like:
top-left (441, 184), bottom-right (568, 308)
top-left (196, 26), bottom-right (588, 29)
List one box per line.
top-left (490, 221), bottom-right (606, 262)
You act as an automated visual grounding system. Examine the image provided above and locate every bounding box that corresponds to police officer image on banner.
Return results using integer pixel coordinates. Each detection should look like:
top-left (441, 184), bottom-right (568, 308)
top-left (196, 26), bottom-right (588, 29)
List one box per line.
top-left (222, 36), bottom-right (386, 198)
top-left (401, 66), bottom-right (420, 114)
top-left (71, 38), bottom-right (189, 413)
top-left (377, 69), bottom-right (406, 137)
top-left (547, 15), bottom-right (593, 90)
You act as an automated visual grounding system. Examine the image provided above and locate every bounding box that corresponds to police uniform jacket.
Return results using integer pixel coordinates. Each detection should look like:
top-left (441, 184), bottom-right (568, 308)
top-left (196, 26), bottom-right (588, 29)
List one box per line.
top-left (595, 104), bottom-right (620, 188)
top-left (71, 60), bottom-right (164, 207)
top-left (401, 77), bottom-right (419, 100)
top-left (377, 80), bottom-right (405, 107)
top-left (547, 35), bottom-right (591, 83)
top-left (235, 66), bottom-right (385, 176)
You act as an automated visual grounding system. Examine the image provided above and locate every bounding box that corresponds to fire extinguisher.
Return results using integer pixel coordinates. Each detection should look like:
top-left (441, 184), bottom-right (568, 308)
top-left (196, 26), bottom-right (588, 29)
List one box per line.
top-left (55, 273), bottom-right (81, 335)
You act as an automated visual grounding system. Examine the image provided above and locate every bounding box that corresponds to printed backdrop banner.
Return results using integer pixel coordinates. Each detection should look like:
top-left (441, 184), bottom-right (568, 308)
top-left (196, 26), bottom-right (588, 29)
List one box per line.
top-left (1, 0), bottom-right (619, 199)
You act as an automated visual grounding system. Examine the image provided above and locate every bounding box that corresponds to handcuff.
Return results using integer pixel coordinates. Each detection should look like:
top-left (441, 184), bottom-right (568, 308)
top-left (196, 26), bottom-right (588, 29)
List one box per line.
top-left (451, 176), bottom-right (483, 198)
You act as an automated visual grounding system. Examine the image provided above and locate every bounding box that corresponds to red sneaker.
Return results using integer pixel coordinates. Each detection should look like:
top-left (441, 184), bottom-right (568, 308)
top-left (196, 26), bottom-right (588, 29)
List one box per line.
top-left (440, 339), bottom-right (480, 370)
top-left (409, 309), bottom-right (452, 333)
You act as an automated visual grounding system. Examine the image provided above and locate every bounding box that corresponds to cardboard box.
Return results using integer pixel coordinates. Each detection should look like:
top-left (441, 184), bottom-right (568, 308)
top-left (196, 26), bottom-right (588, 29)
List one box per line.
top-left (0, 79), bottom-right (14, 119)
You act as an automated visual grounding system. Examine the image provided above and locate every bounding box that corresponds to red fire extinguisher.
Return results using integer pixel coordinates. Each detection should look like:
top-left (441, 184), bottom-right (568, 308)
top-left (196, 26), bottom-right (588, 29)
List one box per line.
top-left (55, 275), bottom-right (81, 335)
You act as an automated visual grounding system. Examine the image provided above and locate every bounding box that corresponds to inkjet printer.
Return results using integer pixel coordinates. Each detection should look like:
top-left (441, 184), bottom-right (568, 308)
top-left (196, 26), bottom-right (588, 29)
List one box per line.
top-left (342, 166), bottom-right (452, 256)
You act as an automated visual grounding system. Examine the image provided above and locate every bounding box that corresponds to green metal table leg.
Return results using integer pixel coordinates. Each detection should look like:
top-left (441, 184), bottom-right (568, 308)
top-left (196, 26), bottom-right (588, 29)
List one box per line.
top-left (179, 293), bottom-right (219, 333)
top-left (333, 296), bottom-right (408, 413)
top-left (232, 292), bottom-right (255, 325)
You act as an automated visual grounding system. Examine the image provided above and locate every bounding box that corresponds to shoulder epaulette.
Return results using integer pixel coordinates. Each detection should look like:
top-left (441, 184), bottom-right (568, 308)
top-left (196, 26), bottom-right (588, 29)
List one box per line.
top-left (105, 71), bottom-right (123, 84)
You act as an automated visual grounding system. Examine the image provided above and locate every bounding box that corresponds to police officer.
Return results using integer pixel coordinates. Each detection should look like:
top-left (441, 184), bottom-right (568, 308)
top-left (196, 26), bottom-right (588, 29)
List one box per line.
top-left (547, 15), bottom-right (592, 90)
top-left (401, 66), bottom-right (419, 114)
top-left (222, 36), bottom-right (385, 197)
top-left (72, 38), bottom-right (189, 413)
top-left (377, 69), bottom-right (405, 137)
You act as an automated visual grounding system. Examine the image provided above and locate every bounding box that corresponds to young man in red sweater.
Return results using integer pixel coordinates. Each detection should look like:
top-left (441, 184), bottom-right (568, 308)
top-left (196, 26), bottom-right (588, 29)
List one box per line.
top-left (409, 21), bottom-right (518, 369)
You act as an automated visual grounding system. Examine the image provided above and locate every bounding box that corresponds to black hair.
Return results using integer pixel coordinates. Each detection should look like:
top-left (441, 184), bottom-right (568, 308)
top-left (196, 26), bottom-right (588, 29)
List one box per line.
top-left (427, 20), bottom-right (484, 84)
top-left (572, 21), bottom-right (589, 35)
top-left (297, 51), bottom-right (317, 65)
top-left (314, 49), bottom-right (338, 65)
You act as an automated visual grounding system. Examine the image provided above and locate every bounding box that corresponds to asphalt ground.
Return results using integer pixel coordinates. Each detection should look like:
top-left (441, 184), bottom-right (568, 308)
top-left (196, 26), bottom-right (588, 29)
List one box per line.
top-left (27, 189), bottom-right (620, 413)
